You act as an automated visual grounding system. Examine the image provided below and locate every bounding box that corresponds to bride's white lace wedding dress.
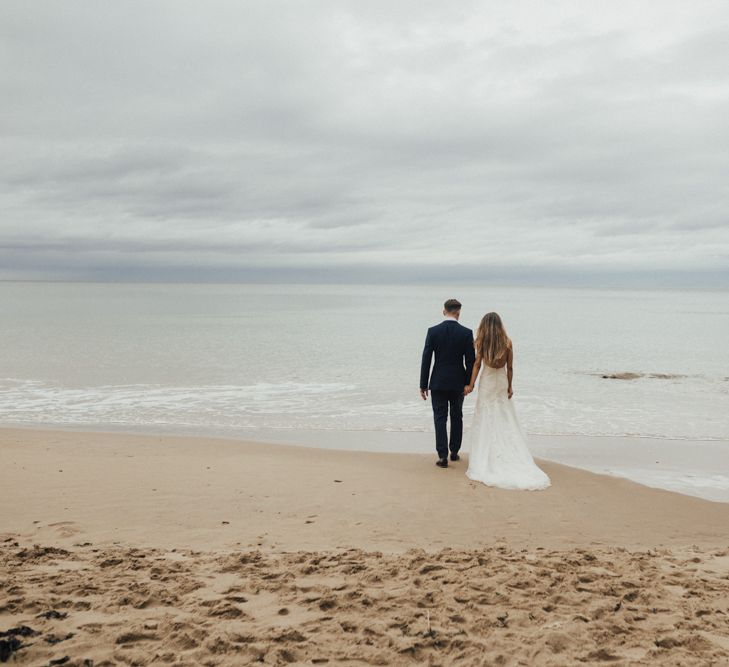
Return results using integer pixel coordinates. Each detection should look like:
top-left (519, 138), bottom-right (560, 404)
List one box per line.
top-left (466, 363), bottom-right (550, 490)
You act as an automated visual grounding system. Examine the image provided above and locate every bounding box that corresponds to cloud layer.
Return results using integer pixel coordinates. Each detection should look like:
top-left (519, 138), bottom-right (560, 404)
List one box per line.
top-left (2, 1), bottom-right (728, 285)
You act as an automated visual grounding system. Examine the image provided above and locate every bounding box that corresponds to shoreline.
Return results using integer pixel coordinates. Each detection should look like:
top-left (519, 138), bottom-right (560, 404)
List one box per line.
top-left (3, 426), bottom-right (729, 552)
top-left (5, 418), bottom-right (729, 440)
top-left (3, 422), bottom-right (728, 503)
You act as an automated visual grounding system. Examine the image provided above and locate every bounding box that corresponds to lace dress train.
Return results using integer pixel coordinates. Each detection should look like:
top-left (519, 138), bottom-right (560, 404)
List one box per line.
top-left (466, 364), bottom-right (550, 490)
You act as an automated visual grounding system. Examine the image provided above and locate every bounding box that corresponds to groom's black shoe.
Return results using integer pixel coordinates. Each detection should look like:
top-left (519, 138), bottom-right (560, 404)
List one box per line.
top-left (436, 458), bottom-right (448, 468)
top-left (450, 453), bottom-right (460, 462)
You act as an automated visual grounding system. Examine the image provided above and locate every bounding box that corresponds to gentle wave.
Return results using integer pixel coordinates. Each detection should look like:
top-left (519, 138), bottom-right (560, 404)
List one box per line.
top-left (594, 372), bottom-right (689, 380)
top-left (1, 378), bottom-right (728, 441)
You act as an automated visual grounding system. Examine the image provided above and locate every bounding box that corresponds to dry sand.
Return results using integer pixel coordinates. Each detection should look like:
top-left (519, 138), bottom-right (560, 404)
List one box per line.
top-left (1, 427), bottom-right (728, 665)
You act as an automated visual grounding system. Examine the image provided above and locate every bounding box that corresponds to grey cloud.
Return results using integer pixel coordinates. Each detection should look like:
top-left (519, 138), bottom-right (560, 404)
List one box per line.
top-left (1, 0), bottom-right (728, 284)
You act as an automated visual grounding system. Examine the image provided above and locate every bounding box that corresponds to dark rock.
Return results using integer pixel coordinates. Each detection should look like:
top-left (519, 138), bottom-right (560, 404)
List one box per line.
top-left (0, 638), bottom-right (23, 663)
top-left (37, 610), bottom-right (68, 620)
top-left (0, 626), bottom-right (38, 638)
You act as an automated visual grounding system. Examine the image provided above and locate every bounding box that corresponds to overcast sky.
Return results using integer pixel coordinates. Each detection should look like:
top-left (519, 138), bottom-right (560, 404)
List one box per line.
top-left (2, 1), bottom-right (728, 286)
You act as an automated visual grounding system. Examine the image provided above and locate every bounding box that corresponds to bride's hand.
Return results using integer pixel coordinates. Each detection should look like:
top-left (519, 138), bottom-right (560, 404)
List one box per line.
top-left (508, 387), bottom-right (513, 399)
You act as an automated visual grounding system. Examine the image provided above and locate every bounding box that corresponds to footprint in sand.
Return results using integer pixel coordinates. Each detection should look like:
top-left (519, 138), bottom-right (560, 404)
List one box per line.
top-left (48, 522), bottom-right (82, 538)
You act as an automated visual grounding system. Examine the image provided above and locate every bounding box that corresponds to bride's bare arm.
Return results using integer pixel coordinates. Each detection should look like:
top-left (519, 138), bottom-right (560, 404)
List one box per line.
top-left (466, 351), bottom-right (481, 393)
top-left (506, 344), bottom-right (514, 399)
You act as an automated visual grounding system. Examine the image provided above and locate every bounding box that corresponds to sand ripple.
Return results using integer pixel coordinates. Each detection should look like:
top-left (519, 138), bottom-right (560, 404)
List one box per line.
top-left (2, 537), bottom-right (729, 666)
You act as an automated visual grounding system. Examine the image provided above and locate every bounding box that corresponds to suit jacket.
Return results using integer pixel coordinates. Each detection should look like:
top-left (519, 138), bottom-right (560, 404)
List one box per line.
top-left (420, 320), bottom-right (475, 392)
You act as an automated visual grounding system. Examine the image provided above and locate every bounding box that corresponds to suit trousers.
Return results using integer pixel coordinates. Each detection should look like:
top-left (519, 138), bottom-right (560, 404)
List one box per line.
top-left (430, 389), bottom-right (464, 459)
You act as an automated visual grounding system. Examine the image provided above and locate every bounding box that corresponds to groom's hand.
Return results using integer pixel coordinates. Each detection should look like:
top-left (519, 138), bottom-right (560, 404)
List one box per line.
top-left (420, 388), bottom-right (428, 400)
top-left (463, 385), bottom-right (472, 396)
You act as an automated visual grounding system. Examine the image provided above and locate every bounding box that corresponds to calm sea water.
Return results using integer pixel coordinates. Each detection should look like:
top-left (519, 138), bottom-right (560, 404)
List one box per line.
top-left (3, 281), bottom-right (729, 501)
top-left (1, 282), bottom-right (728, 442)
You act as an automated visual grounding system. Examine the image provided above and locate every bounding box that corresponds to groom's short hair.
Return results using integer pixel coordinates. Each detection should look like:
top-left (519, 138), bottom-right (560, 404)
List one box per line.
top-left (444, 298), bottom-right (462, 313)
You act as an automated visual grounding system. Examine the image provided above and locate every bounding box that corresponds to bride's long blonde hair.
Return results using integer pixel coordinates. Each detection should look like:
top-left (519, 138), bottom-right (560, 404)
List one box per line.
top-left (475, 312), bottom-right (511, 365)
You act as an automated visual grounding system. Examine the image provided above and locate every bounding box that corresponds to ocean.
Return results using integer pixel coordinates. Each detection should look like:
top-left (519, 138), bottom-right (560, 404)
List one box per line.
top-left (1, 282), bottom-right (728, 499)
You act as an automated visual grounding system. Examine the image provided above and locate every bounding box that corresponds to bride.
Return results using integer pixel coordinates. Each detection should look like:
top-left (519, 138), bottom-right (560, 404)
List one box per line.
top-left (464, 312), bottom-right (550, 490)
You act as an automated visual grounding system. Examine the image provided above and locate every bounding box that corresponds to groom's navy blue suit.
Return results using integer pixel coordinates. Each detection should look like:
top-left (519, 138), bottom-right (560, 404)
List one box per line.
top-left (420, 319), bottom-right (475, 459)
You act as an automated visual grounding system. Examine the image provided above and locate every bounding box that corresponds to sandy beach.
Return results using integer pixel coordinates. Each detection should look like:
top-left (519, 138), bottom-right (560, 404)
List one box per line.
top-left (5, 0), bottom-right (729, 662)
top-left (2, 427), bottom-right (729, 665)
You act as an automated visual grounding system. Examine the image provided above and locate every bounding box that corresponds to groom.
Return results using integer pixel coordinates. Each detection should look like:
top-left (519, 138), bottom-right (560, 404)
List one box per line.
top-left (420, 299), bottom-right (475, 468)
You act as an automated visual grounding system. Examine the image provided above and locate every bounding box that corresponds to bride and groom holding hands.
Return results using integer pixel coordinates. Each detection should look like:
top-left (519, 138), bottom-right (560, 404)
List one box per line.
top-left (420, 298), bottom-right (550, 490)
